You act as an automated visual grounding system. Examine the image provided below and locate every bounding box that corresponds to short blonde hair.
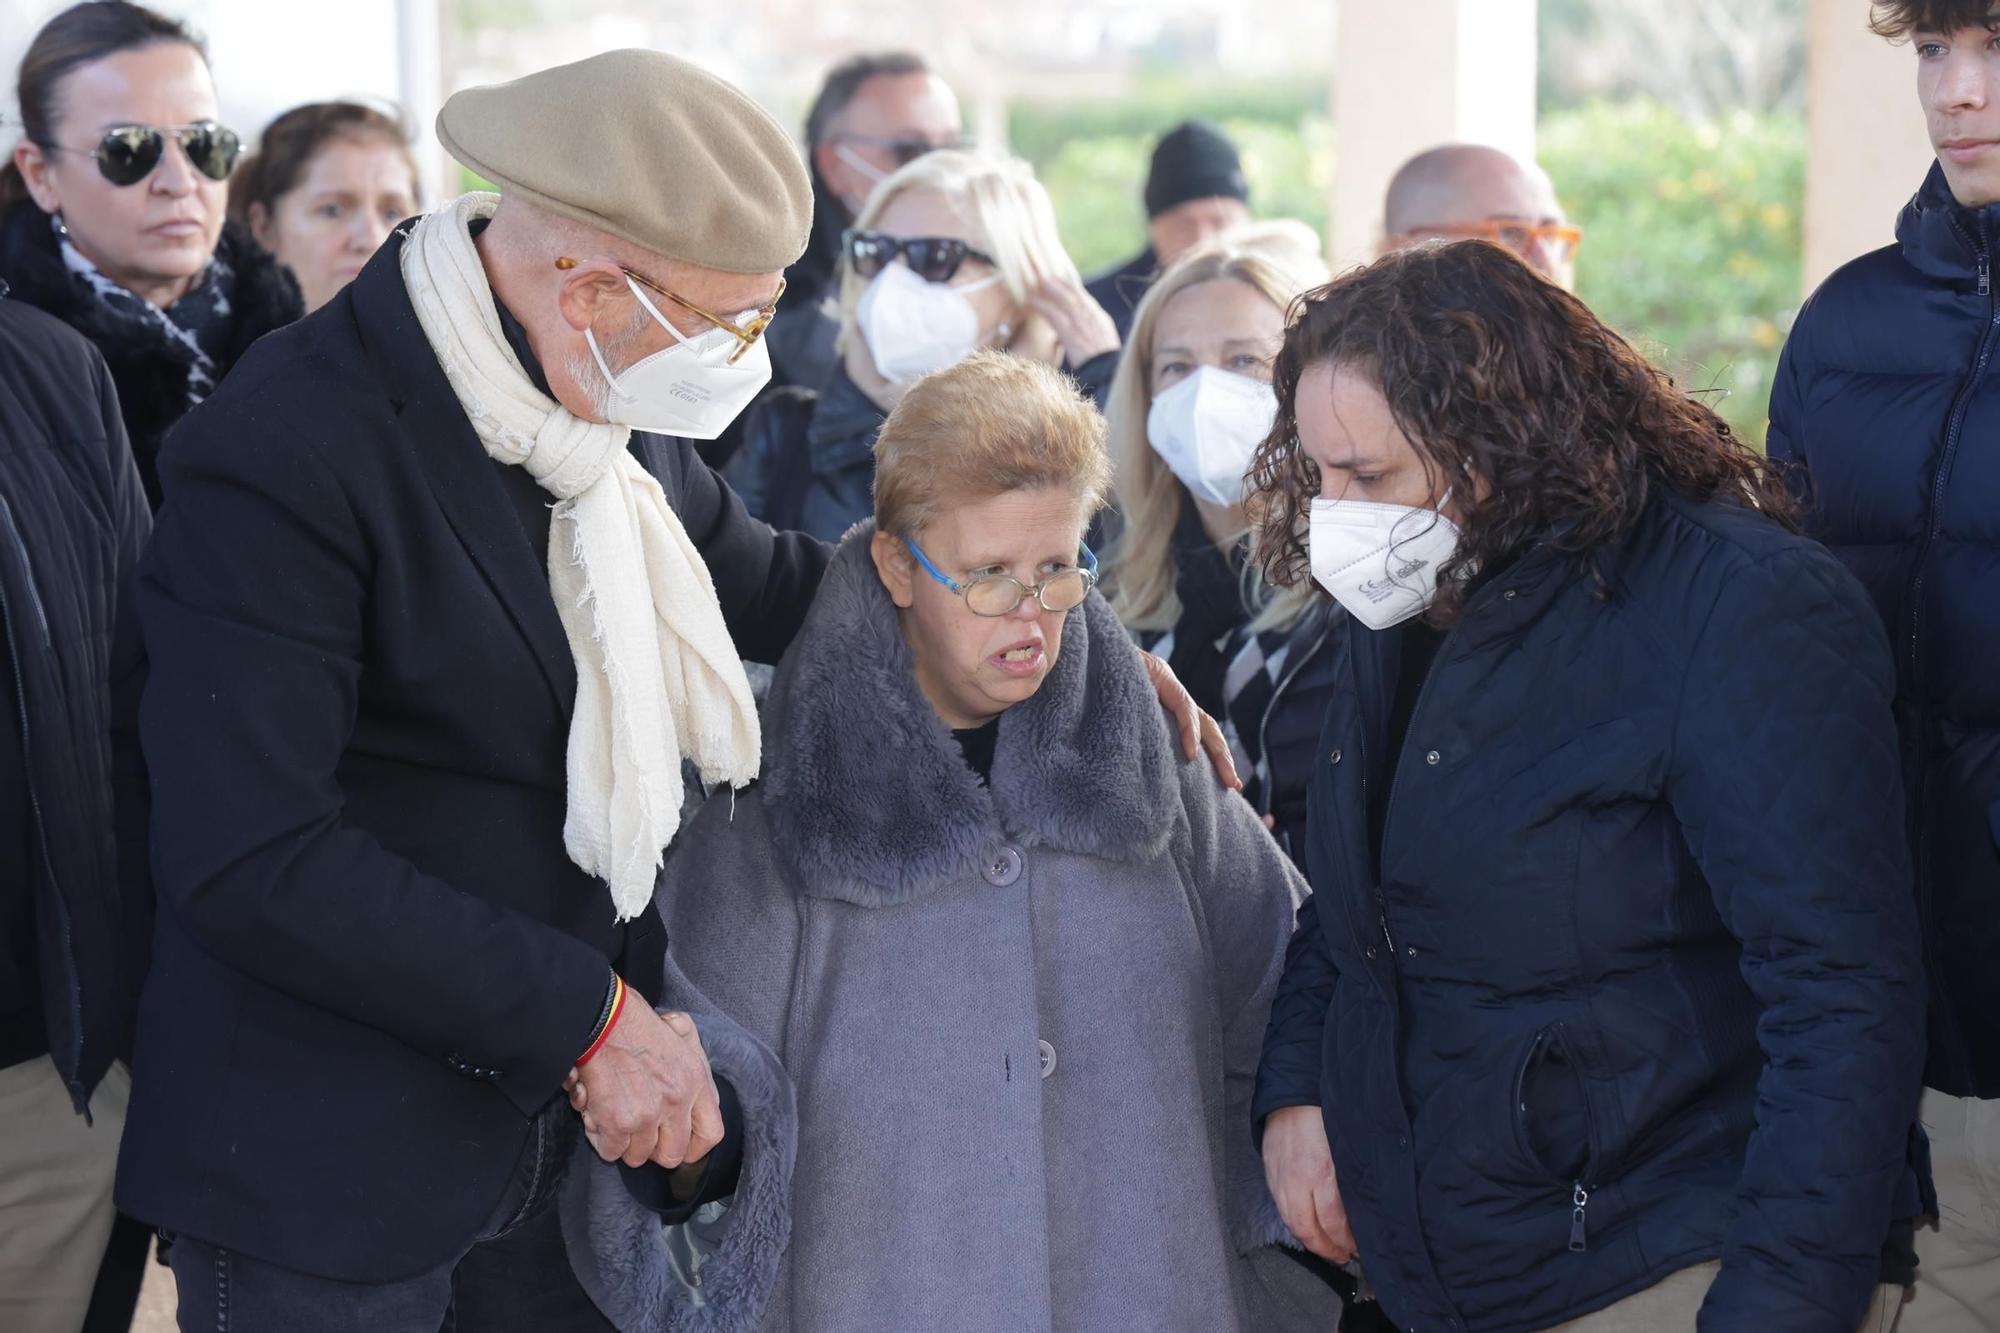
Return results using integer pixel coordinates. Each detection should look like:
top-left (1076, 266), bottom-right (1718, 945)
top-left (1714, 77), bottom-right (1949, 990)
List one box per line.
top-left (1103, 228), bottom-right (1329, 634)
top-left (837, 150), bottom-right (1080, 354)
top-left (874, 350), bottom-right (1112, 540)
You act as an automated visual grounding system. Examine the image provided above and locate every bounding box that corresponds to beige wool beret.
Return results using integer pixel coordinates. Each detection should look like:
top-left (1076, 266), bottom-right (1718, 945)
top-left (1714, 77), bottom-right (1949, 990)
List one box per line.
top-left (436, 48), bottom-right (812, 274)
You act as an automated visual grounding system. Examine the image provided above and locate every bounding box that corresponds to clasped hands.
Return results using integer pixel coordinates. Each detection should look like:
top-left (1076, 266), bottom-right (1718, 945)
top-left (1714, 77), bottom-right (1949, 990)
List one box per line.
top-left (564, 996), bottom-right (722, 1195)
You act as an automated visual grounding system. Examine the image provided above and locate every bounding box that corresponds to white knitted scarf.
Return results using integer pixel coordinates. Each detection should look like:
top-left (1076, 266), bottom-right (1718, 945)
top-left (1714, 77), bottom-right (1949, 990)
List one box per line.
top-left (401, 193), bottom-right (760, 922)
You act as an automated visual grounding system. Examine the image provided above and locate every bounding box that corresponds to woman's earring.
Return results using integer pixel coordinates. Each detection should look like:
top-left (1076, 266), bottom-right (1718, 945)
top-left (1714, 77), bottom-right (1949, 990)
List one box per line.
top-left (51, 211), bottom-right (70, 237)
top-left (995, 320), bottom-right (1013, 343)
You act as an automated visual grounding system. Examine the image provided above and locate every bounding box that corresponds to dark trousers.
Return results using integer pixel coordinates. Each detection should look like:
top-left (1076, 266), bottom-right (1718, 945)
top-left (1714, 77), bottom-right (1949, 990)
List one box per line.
top-left (169, 1098), bottom-right (612, 1332)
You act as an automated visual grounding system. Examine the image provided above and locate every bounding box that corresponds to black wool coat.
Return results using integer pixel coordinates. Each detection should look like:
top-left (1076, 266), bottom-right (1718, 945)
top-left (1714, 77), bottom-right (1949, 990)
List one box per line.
top-left (115, 229), bottom-right (830, 1281)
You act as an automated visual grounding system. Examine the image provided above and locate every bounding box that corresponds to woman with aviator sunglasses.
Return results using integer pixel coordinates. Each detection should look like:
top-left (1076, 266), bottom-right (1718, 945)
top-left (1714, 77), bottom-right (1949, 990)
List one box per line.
top-left (728, 149), bottom-right (1120, 541)
top-left (1, 1), bottom-right (302, 508)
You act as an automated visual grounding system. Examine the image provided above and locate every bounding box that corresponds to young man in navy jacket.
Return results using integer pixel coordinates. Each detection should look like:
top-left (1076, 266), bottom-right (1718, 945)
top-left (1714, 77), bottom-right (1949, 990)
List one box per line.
top-left (1767, 5), bottom-right (2000, 1324)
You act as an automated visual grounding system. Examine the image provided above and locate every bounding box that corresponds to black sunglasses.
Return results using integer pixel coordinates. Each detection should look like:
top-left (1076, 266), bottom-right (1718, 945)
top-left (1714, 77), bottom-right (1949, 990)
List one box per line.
top-left (845, 230), bottom-right (997, 285)
top-left (56, 121), bottom-right (242, 187)
top-left (835, 131), bottom-right (975, 168)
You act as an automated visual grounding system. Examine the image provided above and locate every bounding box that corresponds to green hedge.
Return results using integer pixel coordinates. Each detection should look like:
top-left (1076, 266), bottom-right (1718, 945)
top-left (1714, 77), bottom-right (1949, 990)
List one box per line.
top-left (1011, 90), bottom-right (1804, 445)
top-left (1543, 99), bottom-right (1804, 444)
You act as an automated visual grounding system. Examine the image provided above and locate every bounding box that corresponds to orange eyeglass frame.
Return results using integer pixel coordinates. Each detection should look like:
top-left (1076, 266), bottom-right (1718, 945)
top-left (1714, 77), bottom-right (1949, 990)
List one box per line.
top-left (555, 256), bottom-right (784, 365)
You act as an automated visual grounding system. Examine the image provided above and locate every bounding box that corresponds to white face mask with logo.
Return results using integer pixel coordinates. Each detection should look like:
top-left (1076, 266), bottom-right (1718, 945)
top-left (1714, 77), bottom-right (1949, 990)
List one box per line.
top-left (1308, 491), bottom-right (1461, 631)
top-left (857, 261), bottom-right (1002, 384)
top-left (1145, 366), bottom-right (1279, 507)
top-left (585, 276), bottom-right (772, 440)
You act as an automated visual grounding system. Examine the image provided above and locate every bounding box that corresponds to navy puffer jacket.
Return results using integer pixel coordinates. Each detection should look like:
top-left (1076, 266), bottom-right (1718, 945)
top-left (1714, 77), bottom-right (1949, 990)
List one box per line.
top-left (1768, 162), bottom-right (2000, 1098)
top-left (1254, 492), bottom-right (1925, 1331)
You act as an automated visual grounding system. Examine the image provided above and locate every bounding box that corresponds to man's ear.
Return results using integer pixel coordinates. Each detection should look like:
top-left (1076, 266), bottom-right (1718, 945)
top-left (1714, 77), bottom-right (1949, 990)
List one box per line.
top-left (871, 529), bottom-right (917, 609)
top-left (554, 259), bottom-right (628, 333)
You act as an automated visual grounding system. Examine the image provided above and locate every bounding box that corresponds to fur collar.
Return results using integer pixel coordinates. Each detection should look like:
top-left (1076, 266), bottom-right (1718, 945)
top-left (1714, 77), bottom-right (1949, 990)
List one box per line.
top-left (761, 524), bottom-right (1180, 907)
top-left (0, 202), bottom-right (301, 473)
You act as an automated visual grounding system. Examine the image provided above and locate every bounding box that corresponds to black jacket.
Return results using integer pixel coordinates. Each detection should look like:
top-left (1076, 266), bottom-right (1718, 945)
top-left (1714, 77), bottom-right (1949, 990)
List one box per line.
top-left (1254, 494), bottom-right (1925, 1331)
top-left (1768, 162), bottom-right (2000, 1097)
top-left (114, 231), bottom-right (830, 1280)
top-left (730, 354), bottom-right (1120, 541)
top-left (0, 291), bottom-right (151, 1109)
top-left (0, 201), bottom-right (302, 508)
top-left (1127, 492), bottom-right (1343, 870)
top-left (1231, 600), bottom-right (1341, 872)
top-left (1084, 246), bottom-right (1158, 341)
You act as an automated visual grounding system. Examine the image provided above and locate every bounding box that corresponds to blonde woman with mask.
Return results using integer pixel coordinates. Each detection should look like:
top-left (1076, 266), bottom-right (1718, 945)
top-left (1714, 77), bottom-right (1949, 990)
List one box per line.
top-left (1103, 227), bottom-right (1335, 870)
top-left (728, 149), bottom-right (1119, 540)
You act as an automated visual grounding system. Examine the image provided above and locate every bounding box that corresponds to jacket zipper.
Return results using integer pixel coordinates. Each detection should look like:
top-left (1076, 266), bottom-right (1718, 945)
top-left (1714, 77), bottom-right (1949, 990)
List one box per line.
top-left (1569, 1181), bottom-right (1590, 1252)
top-left (0, 506), bottom-right (80, 1093)
top-left (1371, 609), bottom-right (1468, 959)
top-left (1913, 214), bottom-right (1997, 691)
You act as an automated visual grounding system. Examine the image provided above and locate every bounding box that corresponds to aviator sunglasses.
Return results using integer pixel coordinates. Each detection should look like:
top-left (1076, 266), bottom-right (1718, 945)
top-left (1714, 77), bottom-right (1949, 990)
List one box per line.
top-left (50, 121), bottom-right (242, 187)
top-left (845, 229), bottom-right (996, 285)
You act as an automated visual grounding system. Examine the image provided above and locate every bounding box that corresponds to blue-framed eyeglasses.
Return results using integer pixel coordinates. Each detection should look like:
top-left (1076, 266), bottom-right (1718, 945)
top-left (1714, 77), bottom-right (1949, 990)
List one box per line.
top-left (902, 537), bottom-right (1099, 617)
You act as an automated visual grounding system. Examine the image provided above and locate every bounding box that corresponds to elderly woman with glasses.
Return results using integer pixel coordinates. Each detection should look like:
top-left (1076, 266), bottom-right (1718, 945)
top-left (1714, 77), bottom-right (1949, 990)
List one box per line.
top-left (1, 0), bottom-right (302, 508)
top-left (562, 350), bottom-right (1337, 1333)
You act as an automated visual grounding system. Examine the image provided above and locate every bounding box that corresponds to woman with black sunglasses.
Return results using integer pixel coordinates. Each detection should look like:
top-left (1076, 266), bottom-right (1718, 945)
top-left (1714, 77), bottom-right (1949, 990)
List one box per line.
top-left (1, 1), bottom-right (302, 509)
top-left (727, 149), bottom-right (1121, 541)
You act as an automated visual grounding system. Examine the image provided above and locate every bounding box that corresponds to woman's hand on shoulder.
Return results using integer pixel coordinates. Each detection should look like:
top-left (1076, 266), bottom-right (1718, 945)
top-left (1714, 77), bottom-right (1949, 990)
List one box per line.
top-left (1139, 648), bottom-right (1241, 789)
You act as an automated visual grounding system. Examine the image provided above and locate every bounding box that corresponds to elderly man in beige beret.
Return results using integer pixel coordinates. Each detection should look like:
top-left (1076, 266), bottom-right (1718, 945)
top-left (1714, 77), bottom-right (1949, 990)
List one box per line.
top-left (113, 48), bottom-right (819, 1330)
top-left (116, 46), bottom-right (1229, 1332)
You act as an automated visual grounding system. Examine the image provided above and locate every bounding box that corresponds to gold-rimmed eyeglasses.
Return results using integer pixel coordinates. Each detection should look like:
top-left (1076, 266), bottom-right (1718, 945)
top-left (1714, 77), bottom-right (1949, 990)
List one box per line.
top-left (555, 257), bottom-right (784, 365)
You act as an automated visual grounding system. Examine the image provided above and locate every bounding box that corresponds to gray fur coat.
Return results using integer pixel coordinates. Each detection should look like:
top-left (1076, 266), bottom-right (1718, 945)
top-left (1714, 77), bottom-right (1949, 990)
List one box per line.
top-left (564, 528), bottom-right (1337, 1332)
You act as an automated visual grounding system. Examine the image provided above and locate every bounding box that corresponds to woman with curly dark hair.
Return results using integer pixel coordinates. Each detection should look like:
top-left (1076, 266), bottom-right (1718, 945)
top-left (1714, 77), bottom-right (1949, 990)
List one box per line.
top-left (1248, 241), bottom-right (1927, 1331)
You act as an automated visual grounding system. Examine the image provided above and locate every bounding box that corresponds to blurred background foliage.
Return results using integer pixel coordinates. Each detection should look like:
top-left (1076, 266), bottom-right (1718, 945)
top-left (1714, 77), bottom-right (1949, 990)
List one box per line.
top-left (1009, 0), bottom-right (1814, 444)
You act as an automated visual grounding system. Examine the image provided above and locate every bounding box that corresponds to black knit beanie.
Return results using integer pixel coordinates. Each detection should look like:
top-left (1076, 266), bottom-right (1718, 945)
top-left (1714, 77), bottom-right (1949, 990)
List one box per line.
top-left (1143, 120), bottom-right (1249, 219)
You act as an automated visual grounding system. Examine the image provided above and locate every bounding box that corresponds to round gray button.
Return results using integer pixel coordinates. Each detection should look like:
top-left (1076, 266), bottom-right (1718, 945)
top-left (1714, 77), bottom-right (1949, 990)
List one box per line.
top-left (984, 845), bottom-right (1024, 887)
top-left (1038, 1040), bottom-right (1057, 1078)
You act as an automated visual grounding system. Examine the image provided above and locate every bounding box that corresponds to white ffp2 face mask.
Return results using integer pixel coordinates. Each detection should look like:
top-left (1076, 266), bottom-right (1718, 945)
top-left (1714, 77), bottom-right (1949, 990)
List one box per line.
top-left (856, 261), bottom-right (1001, 384)
top-left (585, 276), bottom-right (772, 440)
top-left (1308, 493), bottom-right (1461, 631)
top-left (1145, 366), bottom-right (1279, 507)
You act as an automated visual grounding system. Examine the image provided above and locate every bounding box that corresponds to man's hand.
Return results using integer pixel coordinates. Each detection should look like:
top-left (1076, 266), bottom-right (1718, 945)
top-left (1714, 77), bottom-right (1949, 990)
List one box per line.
top-left (1139, 648), bottom-right (1241, 789)
top-left (1263, 1105), bottom-right (1357, 1264)
top-left (563, 1002), bottom-right (723, 1171)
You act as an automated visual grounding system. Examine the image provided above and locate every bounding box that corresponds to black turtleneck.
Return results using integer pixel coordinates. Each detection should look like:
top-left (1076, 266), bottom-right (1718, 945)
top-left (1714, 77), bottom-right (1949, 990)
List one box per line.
top-left (953, 718), bottom-right (1001, 786)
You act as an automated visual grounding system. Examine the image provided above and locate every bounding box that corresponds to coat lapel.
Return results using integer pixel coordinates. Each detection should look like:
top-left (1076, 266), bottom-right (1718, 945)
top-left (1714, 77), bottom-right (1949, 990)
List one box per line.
top-left (350, 231), bottom-right (578, 718)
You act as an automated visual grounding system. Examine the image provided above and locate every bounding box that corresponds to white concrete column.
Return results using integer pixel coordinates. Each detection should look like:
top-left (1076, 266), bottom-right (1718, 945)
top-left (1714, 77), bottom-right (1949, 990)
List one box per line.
top-left (397, 0), bottom-right (449, 203)
top-left (1330, 0), bottom-right (1540, 272)
top-left (1803, 1), bottom-right (1936, 294)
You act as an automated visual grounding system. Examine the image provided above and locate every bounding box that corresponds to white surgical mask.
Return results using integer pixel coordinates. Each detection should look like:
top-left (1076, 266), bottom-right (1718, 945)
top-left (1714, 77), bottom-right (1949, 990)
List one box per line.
top-left (1145, 366), bottom-right (1279, 507)
top-left (585, 276), bottom-right (772, 440)
top-left (1308, 491), bottom-right (1461, 631)
top-left (857, 261), bottom-right (1000, 384)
